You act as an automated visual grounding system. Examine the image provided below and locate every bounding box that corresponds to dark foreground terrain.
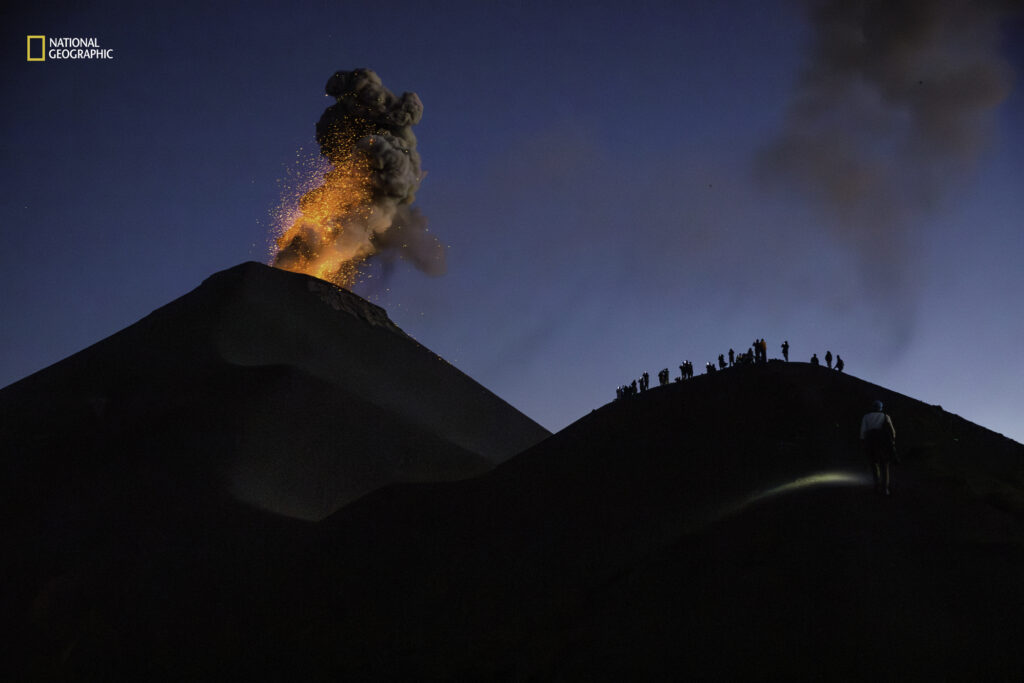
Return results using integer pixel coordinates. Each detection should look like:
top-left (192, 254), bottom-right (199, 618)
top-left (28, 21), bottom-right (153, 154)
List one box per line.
top-left (3, 269), bottom-right (1023, 680)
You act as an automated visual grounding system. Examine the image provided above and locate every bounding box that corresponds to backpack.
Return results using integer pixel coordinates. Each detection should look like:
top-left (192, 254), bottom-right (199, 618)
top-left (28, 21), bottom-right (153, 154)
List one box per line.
top-left (865, 415), bottom-right (894, 451)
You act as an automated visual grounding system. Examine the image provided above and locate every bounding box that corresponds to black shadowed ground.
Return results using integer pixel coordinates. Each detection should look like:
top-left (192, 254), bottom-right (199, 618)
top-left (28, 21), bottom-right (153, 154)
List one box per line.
top-left (2, 266), bottom-right (1023, 681)
top-left (281, 362), bottom-right (1024, 680)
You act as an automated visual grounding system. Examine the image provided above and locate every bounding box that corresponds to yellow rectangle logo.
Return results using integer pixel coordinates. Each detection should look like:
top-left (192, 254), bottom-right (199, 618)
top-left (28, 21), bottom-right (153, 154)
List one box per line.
top-left (27, 35), bottom-right (46, 61)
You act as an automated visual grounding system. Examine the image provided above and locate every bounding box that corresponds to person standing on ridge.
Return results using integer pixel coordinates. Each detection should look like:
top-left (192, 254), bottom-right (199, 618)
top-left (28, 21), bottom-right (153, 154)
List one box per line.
top-left (835, 355), bottom-right (844, 373)
top-left (781, 340), bottom-right (789, 362)
top-left (728, 349), bottom-right (735, 367)
top-left (825, 350), bottom-right (833, 369)
top-left (811, 353), bottom-right (819, 366)
top-left (861, 400), bottom-right (896, 495)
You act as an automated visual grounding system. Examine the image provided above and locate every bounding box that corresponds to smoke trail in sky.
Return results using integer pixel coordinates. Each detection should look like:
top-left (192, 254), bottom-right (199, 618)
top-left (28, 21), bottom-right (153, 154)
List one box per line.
top-left (272, 69), bottom-right (445, 287)
top-left (758, 0), bottom-right (1019, 341)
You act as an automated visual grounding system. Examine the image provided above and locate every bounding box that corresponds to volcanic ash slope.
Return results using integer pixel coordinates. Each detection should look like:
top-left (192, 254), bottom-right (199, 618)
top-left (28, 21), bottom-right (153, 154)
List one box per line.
top-left (0, 261), bottom-right (550, 522)
top-left (291, 362), bottom-right (1024, 680)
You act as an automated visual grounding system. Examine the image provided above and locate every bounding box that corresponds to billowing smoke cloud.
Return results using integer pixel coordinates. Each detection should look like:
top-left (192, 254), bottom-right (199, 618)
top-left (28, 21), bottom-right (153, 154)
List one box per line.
top-left (273, 69), bottom-right (445, 287)
top-left (758, 0), bottom-right (1018, 331)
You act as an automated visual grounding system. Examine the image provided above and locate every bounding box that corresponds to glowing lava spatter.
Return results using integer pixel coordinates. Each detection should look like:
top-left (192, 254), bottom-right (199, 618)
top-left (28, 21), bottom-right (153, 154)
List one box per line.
top-left (269, 69), bottom-right (445, 289)
top-left (273, 137), bottom-right (375, 287)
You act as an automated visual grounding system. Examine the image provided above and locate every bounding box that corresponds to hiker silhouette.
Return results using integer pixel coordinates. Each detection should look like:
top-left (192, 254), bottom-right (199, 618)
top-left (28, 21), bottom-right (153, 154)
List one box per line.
top-left (861, 400), bottom-right (897, 495)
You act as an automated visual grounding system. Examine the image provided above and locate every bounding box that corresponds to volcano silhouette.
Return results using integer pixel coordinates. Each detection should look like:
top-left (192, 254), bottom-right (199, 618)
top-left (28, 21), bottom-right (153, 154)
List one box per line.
top-left (0, 262), bottom-right (549, 521)
top-left (3, 266), bottom-right (1024, 681)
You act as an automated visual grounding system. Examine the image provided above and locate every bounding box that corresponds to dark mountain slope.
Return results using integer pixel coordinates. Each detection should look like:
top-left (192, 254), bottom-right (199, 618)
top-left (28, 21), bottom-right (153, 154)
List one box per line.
top-left (537, 482), bottom-right (1024, 681)
top-left (275, 361), bottom-right (1024, 680)
top-left (3, 351), bottom-right (1022, 680)
top-left (0, 262), bottom-right (549, 520)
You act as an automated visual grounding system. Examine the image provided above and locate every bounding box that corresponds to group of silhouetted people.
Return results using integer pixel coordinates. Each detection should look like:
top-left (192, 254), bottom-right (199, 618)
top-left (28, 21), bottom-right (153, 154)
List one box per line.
top-left (616, 381), bottom-right (638, 399)
top-left (616, 336), bottom-right (782, 399)
top-left (680, 361), bottom-right (695, 380)
top-left (611, 341), bottom-right (898, 497)
top-left (615, 336), bottom-right (854, 400)
top-left (753, 338), bottom-right (768, 363)
top-left (614, 337), bottom-right (782, 401)
top-left (617, 360), bottom-right (696, 398)
top-left (616, 371), bottom-right (652, 399)
top-left (709, 338), bottom-right (770, 371)
top-left (810, 350), bottom-right (844, 372)
top-left (727, 338), bottom-right (771, 368)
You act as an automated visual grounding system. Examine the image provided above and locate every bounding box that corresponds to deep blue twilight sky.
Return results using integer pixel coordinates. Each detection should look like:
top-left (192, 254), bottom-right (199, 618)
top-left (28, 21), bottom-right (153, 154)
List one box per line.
top-left (3, 1), bottom-right (1023, 444)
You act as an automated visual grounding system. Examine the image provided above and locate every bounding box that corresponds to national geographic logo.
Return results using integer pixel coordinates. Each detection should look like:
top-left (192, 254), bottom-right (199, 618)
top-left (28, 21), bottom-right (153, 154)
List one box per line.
top-left (26, 36), bottom-right (115, 61)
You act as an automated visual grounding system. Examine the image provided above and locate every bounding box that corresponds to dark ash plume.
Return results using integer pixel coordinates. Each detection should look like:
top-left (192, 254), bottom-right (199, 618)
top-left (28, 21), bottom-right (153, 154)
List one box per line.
top-left (758, 0), bottom-right (1019, 286)
top-left (273, 69), bottom-right (445, 286)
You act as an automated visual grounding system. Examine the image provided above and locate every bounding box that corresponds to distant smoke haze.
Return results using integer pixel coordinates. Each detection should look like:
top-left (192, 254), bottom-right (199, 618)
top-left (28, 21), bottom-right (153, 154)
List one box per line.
top-left (272, 69), bottom-right (445, 288)
top-left (758, 0), bottom-right (1020, 343)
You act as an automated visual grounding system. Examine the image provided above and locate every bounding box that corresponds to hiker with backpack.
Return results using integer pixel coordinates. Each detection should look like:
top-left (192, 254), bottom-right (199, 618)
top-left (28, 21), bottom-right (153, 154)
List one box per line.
top-left (861, 400), bottom-right (897, 495)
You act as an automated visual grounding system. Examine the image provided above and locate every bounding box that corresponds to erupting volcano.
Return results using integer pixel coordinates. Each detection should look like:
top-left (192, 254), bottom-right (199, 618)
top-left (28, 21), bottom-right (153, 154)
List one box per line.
top-left (271, 69), bottom-right (445, 288)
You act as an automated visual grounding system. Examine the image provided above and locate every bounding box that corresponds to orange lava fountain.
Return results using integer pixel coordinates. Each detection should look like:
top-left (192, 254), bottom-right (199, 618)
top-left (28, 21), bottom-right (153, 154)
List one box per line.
top-left (271, 137), bottom-right (378, 288)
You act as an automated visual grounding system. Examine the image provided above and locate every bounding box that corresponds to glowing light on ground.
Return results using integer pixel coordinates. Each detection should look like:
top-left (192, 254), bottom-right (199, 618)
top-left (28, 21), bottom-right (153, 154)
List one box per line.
top-left (748, 470), bottom-right (871, 504)
top-left (715, 470), bottom-right (873, 522)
